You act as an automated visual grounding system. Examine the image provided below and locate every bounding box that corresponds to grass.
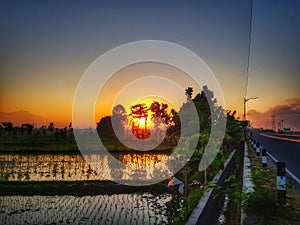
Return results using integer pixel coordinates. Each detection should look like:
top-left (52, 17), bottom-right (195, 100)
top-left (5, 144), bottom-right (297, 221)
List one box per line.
top-left (244, 142), bottom-right (300, 225)
top-left (0, 133), bottom-right (176, 153)
top-left (166, 187), bottom-right (204, 225)
top-left (164, 147), bottom-right (240, 225)
top-left (0, 133), bottom-right (79, 152)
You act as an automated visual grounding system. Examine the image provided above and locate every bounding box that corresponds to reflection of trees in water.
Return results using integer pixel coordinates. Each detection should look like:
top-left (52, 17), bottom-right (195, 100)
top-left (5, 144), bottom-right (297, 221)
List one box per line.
top-left (0, 153), bottom-right (171, 182)
top-left (119, 154), bottom-right (170, 180)
top-left (53, 162), bottom-right (58, 177)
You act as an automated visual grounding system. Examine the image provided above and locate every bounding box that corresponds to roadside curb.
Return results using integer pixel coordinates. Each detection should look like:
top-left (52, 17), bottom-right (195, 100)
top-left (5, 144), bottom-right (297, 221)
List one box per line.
top-left (240, 141), bottom-right (254, 225)
top-left (186, 149), bottom-right (237, 225)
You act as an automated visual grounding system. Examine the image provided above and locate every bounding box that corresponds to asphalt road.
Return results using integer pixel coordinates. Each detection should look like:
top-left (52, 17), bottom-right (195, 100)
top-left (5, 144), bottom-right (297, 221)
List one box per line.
top-left (251, 131), bottom-right (300, 181)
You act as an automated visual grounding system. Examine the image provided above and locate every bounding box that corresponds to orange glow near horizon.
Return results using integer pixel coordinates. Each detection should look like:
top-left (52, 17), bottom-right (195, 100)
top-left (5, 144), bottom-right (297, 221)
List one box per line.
top-left (1, 2), bottom-right (299, 132)
top-left (1, 60), bottom-right (298, 130)
top-left (93, 62), bottom-right (199, 127)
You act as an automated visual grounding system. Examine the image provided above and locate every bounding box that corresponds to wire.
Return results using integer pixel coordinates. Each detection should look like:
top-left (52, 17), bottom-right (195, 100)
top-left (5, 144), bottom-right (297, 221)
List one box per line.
top-left (245, 0), bottom-right (254, 99)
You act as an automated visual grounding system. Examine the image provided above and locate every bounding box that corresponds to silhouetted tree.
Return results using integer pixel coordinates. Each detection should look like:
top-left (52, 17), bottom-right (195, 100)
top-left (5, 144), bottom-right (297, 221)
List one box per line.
top-left (97, 116), bottom-right (114, 138)
top-left (185, 87), bottom-right (193, 102)
top-left (129, 103), bottom-right (149, 139)
top-left (61, 127), bottom-right (67, 138)
top-left (180, 85), bottom-right (226, 134)
top-left (54, 128), bottom-right (59, 139)
top-left (18, 125), bottom-right (26, 136)
top-left (2, 122), bottom-right (13, 136)
top-left (226, 110), bottom-right (237, 120)
top-left (0, 124), bottom-right (3, 139)
top-left (1, 122), bottom-right (13, 146)
top-left (226, 110), bottom-right (242, 147)
top-left (112, 104), bottom-right (128, 136)
top-left (13, 126), bottom-right (18, 137)
top-left (68, 122), bottom-right (73, 134)
top-left (48, 122), bottom-right (54, 135)
top-left (150, 101), bottom-right (162, 131)
top-left (22, 123), bottom-right (34, 135)
top-left (149, 101), bottom-right (172, 130)
top-left (41, 126), bottom-right (47, 135)
top-left (168, 108), bottom-right (180, 136)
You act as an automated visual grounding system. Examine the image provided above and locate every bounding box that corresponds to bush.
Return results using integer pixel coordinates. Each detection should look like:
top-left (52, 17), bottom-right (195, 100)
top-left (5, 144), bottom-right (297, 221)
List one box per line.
top-left (166, 187), bottom-right (204, 225)
top-left (245, 187), bottom-right (295, 220)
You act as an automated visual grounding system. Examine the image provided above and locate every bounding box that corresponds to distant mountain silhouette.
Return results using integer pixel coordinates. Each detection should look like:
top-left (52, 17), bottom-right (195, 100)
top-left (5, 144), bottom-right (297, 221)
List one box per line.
top-left (0, 110), bottom-right (67, 128)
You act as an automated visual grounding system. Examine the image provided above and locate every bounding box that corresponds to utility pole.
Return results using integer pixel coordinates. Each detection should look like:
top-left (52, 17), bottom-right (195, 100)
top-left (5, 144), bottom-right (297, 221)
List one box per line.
top-left (278, 121), bottom-right (282, 132)
top-left (271, 115), bottom-right (275, 131)
top-left (281, 120), bottom-right (285, 131)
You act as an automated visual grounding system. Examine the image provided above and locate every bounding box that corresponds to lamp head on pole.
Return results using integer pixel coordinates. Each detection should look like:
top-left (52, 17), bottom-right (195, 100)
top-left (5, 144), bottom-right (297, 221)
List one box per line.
top-left (243, 96), bottom-right (259, 122)
top-left (244, 96), bottom-right (258, 102)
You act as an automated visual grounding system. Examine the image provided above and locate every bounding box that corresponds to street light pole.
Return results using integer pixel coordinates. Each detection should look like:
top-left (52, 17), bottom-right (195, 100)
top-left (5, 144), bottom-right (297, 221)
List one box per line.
top-left (243, 97), bottom-right (258, 141)
top-left (243, 97), bottom-right (258, 121)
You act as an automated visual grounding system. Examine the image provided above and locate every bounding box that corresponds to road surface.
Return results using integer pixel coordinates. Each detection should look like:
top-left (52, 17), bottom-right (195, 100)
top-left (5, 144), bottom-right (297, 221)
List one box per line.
top-left (251, 131), bottom-right (300, 182)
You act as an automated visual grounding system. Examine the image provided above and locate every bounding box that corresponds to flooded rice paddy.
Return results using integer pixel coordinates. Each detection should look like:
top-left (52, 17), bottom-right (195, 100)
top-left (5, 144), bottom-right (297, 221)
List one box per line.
top-left (0, 153), bottom-right (173, 224)
top-left (0, 193), bottom-right (171, 225)
top-left (0, 153), bottom-right (170, 181)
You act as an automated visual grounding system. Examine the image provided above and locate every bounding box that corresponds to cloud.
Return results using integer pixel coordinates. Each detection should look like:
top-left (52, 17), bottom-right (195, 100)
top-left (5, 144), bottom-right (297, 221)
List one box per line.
top-left (248, 98), bottom-right (300, 131)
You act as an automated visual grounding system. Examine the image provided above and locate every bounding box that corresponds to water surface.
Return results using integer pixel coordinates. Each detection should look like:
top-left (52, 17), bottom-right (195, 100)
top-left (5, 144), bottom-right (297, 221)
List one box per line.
top-left (0, 153), bottom-right (170, 181)
top-left (0, 193), bottom-right (171, 225)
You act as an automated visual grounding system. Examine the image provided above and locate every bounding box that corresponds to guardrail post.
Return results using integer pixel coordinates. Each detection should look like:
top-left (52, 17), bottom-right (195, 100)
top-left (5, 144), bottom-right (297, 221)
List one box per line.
top-left (262, 148), bottom-right (267, 167)
top-left (277, 162), bottom-right (286, 205)
top-left (252, 140), bottom-right (256, 149)
top-left (256, 142), bottom-right (260, 157)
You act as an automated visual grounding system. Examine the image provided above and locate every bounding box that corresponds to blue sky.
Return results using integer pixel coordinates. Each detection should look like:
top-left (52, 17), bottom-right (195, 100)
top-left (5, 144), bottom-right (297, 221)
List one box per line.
top-left (0, 0), bottom-right (299, 129)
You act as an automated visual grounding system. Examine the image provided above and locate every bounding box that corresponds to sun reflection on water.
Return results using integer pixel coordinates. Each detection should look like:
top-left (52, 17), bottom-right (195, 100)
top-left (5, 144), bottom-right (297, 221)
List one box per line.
top-left (0, 153), bottom-right (171, 181)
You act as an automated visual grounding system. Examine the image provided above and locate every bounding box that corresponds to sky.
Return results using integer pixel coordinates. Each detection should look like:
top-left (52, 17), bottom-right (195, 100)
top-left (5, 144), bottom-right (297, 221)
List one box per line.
top-left (0, 0), bottom-right (299, 130)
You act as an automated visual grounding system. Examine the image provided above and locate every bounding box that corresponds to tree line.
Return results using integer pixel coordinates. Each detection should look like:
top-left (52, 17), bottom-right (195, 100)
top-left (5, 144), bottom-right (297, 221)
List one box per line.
top-left (97, 85), bottom-right (242, 147)
top-left (0, 122), bottom-right (73, 138)
top-left (0, 85), bottom-right (243, 151)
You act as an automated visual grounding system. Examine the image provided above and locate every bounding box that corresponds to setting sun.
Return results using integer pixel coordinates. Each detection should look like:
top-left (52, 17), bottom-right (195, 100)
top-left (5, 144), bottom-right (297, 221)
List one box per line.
top-left (139, 117), bottom-right (146, 127)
